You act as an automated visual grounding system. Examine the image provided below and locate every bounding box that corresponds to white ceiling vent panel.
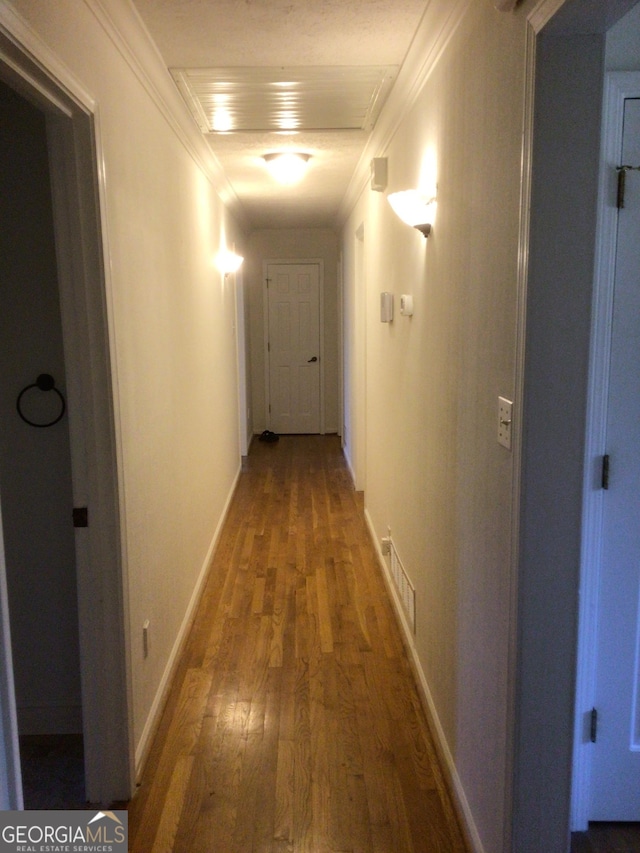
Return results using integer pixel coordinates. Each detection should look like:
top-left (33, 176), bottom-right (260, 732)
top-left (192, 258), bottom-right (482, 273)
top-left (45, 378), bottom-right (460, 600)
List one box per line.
top-left (171, 66), bottom-right (398, 134)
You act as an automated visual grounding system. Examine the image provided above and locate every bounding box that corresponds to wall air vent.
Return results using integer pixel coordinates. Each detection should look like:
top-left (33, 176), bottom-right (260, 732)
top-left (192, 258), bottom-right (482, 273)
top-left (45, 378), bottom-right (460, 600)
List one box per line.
top-left (389, 538), bottom-right (416, 633)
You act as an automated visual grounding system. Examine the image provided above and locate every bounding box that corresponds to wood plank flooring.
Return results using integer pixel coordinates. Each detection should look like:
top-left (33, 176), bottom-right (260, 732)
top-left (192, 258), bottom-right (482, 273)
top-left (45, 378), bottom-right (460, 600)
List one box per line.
top-left (572, 824), bottom-right (640, 853)
top-left (127, 435), bottom-right (469, 853)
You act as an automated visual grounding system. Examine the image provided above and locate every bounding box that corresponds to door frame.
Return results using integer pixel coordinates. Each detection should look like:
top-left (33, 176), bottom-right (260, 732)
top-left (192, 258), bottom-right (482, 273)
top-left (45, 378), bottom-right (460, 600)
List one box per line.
top-left (509, 2), bottom-right (615, 849)
top-left (571, 70), bottom-right (640, 832)
top-left (234, 266), bottom-right (251, 455)
top-left (262, 258), bottom-right (325, 434)
top-left (0, 12), bottom-right (133, 804)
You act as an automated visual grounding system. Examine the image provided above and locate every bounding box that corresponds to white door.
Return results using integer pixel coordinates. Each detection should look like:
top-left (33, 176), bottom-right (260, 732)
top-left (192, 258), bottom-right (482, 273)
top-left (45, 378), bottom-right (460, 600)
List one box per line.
top-left (590, 97), bottom-right (640, 821)
top-left (266, 263), bottom-right (321, 434)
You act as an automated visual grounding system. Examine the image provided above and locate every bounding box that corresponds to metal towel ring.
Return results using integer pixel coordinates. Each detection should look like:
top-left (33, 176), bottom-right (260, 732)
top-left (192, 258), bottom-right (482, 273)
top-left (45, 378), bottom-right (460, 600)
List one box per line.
top-left (16, 374), bottom-right (66, 428)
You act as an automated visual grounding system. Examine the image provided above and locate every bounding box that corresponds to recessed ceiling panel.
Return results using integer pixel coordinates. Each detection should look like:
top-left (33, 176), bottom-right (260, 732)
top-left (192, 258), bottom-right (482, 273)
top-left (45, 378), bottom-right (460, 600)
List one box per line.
top-left (171, 66), bottom-right (398, 134)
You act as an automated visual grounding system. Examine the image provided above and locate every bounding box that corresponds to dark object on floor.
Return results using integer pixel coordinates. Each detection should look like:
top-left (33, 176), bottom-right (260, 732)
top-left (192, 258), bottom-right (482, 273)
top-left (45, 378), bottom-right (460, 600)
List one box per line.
top-left (20, 734), bottom-right (87, 810)
top-left (259, 429), bottom-right (279, 442)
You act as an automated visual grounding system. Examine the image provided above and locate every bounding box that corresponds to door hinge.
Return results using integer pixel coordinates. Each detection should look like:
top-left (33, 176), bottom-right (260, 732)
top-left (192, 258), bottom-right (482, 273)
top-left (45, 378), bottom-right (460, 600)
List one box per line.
top-left (73, 507), bottom-right (88, 528)
top-left (590, 707), bottom-right (598, 743)
top-left (617, 167), bottom-right (627, 209)
top-left (616, 164), bottom-right (640, 208)
top-left (601, 454), bottom-right (610, 490)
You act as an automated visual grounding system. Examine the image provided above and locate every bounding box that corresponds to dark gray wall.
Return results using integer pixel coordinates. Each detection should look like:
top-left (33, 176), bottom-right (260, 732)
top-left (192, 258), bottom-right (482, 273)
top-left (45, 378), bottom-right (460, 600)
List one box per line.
top-left (514, 33), bottom-right (605, 853)
top-left (0, 81), bottom-right (82, 734)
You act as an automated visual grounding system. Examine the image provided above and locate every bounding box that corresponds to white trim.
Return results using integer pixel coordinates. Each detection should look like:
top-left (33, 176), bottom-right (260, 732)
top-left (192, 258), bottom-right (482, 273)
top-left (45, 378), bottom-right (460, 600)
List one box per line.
top-left (528, 0), bottom-right (568, 33)
top-left (353, 223), bottom-right (367, 494)
top-left (571, 70), bottom-right (640, 833)
top-left (135, 463), bottom-right (242, 776)
top-left (81, 0), bottom-right (250, 231)
top-left (262, 262), bottom-right (271, 430)
top-left (46, 110), bottom-right (133, 804)
top-left (364, 508), bottom-right (486, 853)
top-left (0, 1), bottom-right (96, 112)
top-left (336, 0), bottom-right (472, 226)
top-left (502, 14), bottom-right (539, 850)
top-left (262, 259), bottom-right (326, 434)
top-left (234, 269), bottom-right (250, 456)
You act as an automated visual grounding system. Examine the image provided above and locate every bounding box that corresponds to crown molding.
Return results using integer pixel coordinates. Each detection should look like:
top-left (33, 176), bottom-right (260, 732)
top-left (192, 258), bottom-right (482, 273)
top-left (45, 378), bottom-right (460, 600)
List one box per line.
top-left (1, 0), bottom-right (250, 230)
top-left (335, 0), bottom-right (472, 228)
top-left (527, 0), bottom-right (567, 33)
top-left (85, 0), bottom-right (251, 231)
top-left (0, 0), bottom-right (95, 112)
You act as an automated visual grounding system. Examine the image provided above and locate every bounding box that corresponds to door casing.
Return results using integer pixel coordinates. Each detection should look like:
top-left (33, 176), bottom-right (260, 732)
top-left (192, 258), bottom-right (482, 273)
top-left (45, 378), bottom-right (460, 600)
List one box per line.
top-left (263, 258), bottom-right (325, 435)
top-left (0, 18), bottom-right (133, 805)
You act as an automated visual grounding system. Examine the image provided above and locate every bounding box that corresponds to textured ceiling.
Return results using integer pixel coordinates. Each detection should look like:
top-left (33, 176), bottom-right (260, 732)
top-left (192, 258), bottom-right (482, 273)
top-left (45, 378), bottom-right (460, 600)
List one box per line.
top-left (131, 0), bottom-right (429, 229)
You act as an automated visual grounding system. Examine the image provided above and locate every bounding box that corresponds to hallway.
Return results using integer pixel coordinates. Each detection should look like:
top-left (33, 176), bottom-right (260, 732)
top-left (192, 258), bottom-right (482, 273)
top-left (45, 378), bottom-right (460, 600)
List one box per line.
top-left (127, 435), bottom-right (469, 853)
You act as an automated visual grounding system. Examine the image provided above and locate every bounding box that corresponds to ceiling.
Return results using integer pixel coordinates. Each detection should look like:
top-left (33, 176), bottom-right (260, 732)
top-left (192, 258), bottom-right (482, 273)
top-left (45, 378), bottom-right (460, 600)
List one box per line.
top-left (130, 0), bottom-right (430, 230)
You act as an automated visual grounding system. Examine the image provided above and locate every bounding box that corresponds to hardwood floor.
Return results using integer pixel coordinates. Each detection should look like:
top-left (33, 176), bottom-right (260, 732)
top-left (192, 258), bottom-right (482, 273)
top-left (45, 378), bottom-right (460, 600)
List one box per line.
top-left (572, 824), bottom-right (640, 853)
top-left (127, 435), bottom-right (469, 853)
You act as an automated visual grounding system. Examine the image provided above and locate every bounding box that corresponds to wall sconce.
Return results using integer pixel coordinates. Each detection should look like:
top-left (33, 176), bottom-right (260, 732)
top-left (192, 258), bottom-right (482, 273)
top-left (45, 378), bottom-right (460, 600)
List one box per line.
top-left (216, 250), bottom-right (244, 276)
top-left (263, 152), bottom-right (311, 184)
top-left (387, 189), bottom-right (437, 238)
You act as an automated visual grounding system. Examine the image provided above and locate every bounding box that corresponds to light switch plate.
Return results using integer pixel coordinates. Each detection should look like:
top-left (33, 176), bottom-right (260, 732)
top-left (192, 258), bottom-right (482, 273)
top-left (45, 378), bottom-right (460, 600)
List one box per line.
top-left (498, 397), bottom-right (513, 450)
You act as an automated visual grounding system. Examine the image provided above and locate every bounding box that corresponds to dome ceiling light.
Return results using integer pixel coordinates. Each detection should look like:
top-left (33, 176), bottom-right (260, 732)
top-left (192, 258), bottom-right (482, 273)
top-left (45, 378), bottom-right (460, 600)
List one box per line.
top-left (263, 152), bottom-right (311, 184)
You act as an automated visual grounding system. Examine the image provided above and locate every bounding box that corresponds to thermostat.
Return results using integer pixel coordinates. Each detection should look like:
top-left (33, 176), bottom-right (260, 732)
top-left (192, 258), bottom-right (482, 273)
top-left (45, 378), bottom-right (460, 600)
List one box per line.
top-left (400, 294), bottom-right (413, 316)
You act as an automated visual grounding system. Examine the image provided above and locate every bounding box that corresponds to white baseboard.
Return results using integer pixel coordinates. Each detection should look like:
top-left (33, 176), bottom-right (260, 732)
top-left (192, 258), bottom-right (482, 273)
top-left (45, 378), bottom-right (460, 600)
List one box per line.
top-left (134, 462), bottom-right (242, 777)
top-left (364, 508), bottom-right (486, 853)
top-left (343, 446), bottom-right (357, 487)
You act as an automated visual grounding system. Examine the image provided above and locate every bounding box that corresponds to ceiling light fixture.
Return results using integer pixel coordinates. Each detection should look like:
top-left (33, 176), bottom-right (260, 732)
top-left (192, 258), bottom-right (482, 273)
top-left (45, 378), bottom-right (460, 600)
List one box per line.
top-left (263, 152), bottom-right (311, 184)
top-left (387, 189), bottom-right (437, 238)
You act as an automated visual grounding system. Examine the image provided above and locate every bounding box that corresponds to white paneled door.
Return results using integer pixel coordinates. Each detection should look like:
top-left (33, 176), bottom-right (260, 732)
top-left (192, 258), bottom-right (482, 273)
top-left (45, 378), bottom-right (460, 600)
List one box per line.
top-left (266, 263), bottom-right (321, 434)
top-left (590, 97), bottom-right (640, 821)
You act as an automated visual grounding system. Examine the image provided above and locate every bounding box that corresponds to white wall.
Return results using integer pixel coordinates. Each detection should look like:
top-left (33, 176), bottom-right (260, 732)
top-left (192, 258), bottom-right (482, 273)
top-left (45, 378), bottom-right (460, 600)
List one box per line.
top-left (341, 4), bottom-right (527, 850)
top-left (1, 0), bottom-right (246, 767)
top-left (246, 229), bottom-right (339, 434)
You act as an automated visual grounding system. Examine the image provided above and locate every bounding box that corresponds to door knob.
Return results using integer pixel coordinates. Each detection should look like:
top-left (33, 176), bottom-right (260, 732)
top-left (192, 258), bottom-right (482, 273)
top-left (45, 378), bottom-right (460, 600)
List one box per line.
top-left (308, 356), bottom-right (318, 362)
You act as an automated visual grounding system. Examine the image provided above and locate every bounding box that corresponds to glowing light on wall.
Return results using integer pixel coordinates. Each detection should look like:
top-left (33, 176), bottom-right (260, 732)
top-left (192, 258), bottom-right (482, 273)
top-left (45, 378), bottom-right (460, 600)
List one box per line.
top-left (387, 190), bottom-right (437, 238)
top-left (216, 250), bottom-right (244, 276)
